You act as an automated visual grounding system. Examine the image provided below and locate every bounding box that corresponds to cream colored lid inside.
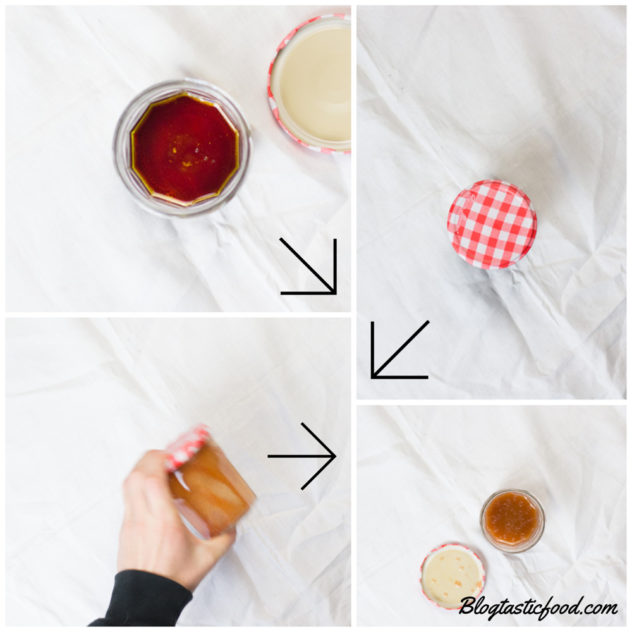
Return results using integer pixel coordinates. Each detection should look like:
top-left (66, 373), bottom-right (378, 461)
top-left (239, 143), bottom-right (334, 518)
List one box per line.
top-left (271, 19), bottom-right (350, 148)
top-left (421, 546), bottom-right (484, 609)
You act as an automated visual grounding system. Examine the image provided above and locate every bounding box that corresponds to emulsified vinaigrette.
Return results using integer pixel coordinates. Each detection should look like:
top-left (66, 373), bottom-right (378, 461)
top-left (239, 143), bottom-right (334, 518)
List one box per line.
top-left (481, 489), bottom-right (544, 552)
top-left (484, 491), bottom-right (538, 544)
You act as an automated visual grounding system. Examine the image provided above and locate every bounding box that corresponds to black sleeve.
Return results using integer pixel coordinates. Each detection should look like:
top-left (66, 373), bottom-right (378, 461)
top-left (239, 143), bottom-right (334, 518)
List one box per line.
top-left (90, 570), bottom-right (193, 626)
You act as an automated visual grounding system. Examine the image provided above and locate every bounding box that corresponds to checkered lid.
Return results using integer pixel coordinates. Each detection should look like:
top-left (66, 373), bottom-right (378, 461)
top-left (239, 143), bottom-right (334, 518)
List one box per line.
top-left (420, 542), bottom-right (486, 611)
top-left (267, 13), bottom-right (351, 154)
top-left (447, 180), bottom-right (537, 269)
top-left (165, 424), bottom-right (210, 472)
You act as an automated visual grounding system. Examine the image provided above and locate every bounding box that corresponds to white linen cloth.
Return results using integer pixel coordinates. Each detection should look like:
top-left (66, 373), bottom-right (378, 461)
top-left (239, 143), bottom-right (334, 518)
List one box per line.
top-left (357, 405), bottom-right (626, 626)
top-left (6, 318), bottom-right (350, 625)
top-left (6, 6), bottom-right (349, 312)
top-left (357, 6), bottom-right (625, 398)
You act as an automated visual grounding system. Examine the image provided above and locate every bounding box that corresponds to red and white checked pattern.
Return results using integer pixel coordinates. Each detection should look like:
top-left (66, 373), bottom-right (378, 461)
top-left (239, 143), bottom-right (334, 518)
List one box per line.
top-left (165, 424), bottom-right (210, 472)
top-left (447, 180), bottom-right (537, 270)
top-left (419, 542), bottom-right (486, 611)
top-left (267, 13), bottom-right (351, 154)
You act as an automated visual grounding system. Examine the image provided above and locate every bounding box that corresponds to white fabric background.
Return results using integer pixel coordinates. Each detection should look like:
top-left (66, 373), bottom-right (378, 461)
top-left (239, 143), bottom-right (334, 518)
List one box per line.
top-left (357, 6), bottom-right (625, 399)
top-left (6, 318), bottom-right (350, 625)
top-left (358, 405), bottom-right (626, 626)
top-left (6, 6), bottom-right (349, 312)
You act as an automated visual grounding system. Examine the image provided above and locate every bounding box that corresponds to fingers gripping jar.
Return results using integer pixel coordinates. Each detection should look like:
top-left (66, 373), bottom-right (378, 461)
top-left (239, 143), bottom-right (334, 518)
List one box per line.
top-left (165, 425), bottom-right (256, 538)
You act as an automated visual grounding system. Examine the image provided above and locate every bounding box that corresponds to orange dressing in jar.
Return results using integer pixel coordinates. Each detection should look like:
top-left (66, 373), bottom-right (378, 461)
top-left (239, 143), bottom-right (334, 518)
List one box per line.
top-left (167, 429), bottom-right (255, 538)
top-left (481, 489), bottom-right (544, 552)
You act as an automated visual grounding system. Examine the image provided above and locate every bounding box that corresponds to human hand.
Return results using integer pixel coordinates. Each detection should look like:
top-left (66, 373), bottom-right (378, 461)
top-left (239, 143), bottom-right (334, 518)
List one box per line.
top-left (117, 450), bottom-right (236, 591)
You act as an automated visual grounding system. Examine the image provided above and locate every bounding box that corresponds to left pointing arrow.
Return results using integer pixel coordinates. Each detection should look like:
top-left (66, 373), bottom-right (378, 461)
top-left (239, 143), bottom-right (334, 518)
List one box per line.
top-left (267, 423), bottom-right (337, 490)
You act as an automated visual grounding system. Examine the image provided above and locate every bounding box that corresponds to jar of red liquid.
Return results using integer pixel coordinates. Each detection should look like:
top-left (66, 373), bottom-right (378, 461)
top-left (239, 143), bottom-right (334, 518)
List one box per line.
top-left (165, 425), bottom-right (256, 538)
top-left (480, 489), bottom-right (545, 553)
top-left (114, 79), bottom-right (251, 218)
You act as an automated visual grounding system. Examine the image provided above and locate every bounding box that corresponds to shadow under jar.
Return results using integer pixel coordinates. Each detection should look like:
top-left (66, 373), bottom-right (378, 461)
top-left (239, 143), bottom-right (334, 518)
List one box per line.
top-left (480, 489), bottom-right (545, 553)
top-left (113, 79), bottom-right (251, 218)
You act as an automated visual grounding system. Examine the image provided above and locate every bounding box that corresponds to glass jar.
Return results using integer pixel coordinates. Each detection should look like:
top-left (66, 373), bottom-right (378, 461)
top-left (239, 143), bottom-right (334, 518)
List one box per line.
top-left (113, 79), bottom-right (251, 218)
top-left (480, 488), bottom-right (545, 553)
top-left (166, 425), bottom-right (256, 538)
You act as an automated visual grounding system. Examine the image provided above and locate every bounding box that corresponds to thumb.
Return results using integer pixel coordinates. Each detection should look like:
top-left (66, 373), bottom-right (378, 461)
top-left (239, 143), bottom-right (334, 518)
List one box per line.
top-left (198, 527), bottom-right (237, 564)
top-left (185, 527), bottom-right (237, 591)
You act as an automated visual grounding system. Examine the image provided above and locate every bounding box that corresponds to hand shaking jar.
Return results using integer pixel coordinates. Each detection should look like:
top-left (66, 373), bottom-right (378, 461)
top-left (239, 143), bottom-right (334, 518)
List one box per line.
top-left (165, 425), bottom-right (256, 538)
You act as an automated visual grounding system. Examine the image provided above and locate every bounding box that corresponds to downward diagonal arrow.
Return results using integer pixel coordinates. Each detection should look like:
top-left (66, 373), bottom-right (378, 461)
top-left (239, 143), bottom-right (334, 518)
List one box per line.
top-left (267, 423), bottom-right (337, 490)
top-left (279, 238), bottom-right (337, 295)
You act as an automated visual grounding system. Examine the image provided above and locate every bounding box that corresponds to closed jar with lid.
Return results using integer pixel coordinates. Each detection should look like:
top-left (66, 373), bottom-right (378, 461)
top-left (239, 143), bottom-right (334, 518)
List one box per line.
top-left (166, 425), bottom-right (256, 538)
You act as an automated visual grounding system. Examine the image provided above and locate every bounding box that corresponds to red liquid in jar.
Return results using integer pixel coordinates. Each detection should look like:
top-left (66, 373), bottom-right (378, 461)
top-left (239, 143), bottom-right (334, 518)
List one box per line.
top-left (131, 94), bottom-right (239, 205)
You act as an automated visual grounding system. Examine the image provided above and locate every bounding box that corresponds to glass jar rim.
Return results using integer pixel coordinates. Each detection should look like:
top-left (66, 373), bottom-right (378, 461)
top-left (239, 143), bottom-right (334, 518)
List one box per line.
top-left (480, 488), bottom-right (545, 553)
top-left (113, 78), bottom-right (252, 219)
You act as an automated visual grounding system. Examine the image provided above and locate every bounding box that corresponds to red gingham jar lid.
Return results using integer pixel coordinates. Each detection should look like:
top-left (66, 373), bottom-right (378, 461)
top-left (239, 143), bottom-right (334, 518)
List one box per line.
top-left (267, 13), bottom-right (351, 154)
top-left (165, 424), bottom-right (210, 472)
top-left (447, 180), bottom-right (537, 269)
top-left (419, 542), bottom-right (486, 611)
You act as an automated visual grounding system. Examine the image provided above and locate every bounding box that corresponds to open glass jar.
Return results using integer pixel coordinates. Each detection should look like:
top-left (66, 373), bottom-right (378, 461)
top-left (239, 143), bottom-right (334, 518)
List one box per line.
top-left (113, 79), bottom-right (251, 218)
top-left (166, 425), bottom-right (256, 538)
top-left (480, 488), bottom-right (545, 553)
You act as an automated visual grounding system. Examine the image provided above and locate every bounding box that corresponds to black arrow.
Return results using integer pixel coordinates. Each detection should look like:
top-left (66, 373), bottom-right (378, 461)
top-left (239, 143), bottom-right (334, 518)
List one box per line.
top-left (279, 237), bottom-right (337, 295)
top-left (267, 422), bottom-right (336, 490)
top-left (370, 320), bottom-right (430, 380)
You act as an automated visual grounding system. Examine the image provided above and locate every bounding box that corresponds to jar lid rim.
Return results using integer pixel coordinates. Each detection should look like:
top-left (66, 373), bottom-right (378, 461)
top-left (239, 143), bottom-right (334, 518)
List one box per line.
top-left (165, 424), bottom-right (210, 472)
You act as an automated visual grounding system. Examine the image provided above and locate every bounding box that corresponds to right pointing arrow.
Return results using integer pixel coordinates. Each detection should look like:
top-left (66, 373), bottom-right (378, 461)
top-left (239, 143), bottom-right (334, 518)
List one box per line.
top-left (370, 320), bottom-right (430, 380)
top-left (267, 423), bottom-right (336, 490)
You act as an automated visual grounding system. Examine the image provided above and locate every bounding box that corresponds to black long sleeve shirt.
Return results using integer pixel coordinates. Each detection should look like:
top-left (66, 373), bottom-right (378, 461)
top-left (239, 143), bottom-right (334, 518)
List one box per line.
top-left (90, 570), bottom-right (192, 626)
